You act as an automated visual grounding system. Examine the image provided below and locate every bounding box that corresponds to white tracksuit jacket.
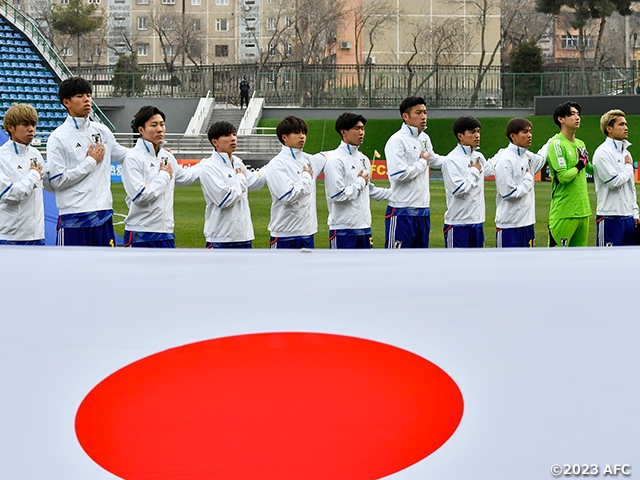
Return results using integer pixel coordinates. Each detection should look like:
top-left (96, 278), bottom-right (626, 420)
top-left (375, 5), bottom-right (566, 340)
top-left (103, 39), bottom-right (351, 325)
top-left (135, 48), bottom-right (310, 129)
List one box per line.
top-left (384, 124), bottom-right (444, 208)
top-left (122, 138), bottom-right (200, 233)
top-left (200, 151), bottom-right (266, 243)
top-left (47, 115), bottom-right (126, 215)
top-left (442, 144), bottom-right (493, 225)
top-left (592, 138), bottom-right (639, 218)
top-left (264, 145), bottom-right (327, 237)
top-left (324, 141), bottom-right (391, 230)
top-left (0, 140), bottom-right (45, 241)
top-left (493, 143), bottom-right (547, 228)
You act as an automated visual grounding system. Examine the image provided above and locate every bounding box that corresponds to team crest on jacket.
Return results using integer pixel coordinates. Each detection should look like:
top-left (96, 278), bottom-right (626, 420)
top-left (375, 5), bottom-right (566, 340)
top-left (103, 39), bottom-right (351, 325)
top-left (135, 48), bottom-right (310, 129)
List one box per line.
top-left (92, 133), bottom-right (102, 144)
top-left (557, 157), bottom-right (566, 167)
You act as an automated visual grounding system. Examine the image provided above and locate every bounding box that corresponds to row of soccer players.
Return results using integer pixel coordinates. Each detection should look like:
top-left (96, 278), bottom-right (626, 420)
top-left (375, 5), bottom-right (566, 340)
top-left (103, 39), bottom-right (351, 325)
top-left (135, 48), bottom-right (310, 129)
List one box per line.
top-left (0, 76), bottom-right (637, 248)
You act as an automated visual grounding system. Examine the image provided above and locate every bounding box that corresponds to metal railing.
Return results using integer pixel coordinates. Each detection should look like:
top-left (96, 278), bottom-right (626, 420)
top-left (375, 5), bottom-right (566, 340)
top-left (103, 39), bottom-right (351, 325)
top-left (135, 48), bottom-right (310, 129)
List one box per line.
top-left (0, 0), bottom-right (115, 131)
top-left (114, 132), bottom-right (281, 157)
top-left (70, 62), bottom-right (640, 109)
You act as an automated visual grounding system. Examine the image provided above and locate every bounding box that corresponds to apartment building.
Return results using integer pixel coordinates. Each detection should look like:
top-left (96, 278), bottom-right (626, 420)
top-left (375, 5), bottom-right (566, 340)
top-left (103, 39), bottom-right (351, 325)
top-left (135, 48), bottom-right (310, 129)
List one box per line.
top-left (18, 0), bottom-right (501, 67)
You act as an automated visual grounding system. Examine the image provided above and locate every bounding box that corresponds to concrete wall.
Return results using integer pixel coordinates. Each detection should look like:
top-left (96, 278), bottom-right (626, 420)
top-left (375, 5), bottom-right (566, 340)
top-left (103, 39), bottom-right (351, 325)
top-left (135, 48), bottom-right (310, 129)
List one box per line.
top-left (534, 95), bottom-right (640, 116)
top-left (95, 98), bottom-right (200, 133)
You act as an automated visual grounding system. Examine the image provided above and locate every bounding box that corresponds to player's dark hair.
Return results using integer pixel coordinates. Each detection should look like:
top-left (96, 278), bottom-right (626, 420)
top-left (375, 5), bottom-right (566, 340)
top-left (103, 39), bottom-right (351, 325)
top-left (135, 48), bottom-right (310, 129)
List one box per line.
top-left (58, 76), bottom-right (92, 104)
top-left (276, 116), bottom-right (308, 145)
top-left (131, 106), bottom-right (165, 135)
top-left (334, 112), bottom-right (367, 135)
top-left (399, 96), bottom-right (426, 116)
top-left (208, 121), bottom-right (237, 144)
top-left (553, 101), bottom-right (581, 127)
top-left (505, 117), bottom-right (532, 141)
top-left (453, 116), bottom-right (481, 138)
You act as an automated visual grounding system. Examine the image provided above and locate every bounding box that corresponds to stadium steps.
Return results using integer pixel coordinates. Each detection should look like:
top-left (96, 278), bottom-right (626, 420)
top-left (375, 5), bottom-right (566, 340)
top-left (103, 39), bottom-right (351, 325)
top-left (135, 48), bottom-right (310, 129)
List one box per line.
top-left (207, 104), bottom-right (245, 130)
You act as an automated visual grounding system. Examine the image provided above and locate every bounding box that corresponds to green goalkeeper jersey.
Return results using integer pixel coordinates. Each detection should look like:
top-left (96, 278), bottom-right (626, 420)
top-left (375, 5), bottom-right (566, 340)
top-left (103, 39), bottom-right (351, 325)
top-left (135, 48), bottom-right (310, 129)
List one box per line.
top-left (546, 133), bottom-right (593, 221)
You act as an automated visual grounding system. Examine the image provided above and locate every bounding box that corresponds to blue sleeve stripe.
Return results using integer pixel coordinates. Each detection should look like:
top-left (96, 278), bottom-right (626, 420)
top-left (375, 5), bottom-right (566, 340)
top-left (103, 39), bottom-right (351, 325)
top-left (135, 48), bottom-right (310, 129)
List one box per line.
top-left (330, 188), bottom-right (345, 199)
top-left (49, 173), bottom-right (63, 181)
top-left (389, 170), bottom-right (406, 177)
top-left (452, 182), bottom-right (465, 195)
top-left (132, 186), bottom-right (146, 202)
top-left (0, 183), bottom-right (13, 199)
top-left (502, 188), bottom-right (517, 199)
top-left (218, 190), bottom-right (232, 207)
top-left (604, 174), bottom-right (618, 184)
top-left (278, 188), bottom-right (293, 200)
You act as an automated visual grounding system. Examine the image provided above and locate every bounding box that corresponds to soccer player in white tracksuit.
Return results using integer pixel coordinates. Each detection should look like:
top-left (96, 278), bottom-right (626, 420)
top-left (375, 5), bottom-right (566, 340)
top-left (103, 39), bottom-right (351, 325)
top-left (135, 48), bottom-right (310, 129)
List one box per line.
top-left (47, 77), bottom-right (127, 247)
top-left (493, 117), bottom-right (547, 248)
top-left (122, 106), bottom-right (200, 248)
top-left (441, 116), bottom-right (493, 248)
top-left (384, 96), bottom-right (444, 248)
top-left (592, 109), bottom-right (640, 246)
top-left (0, 104), bottom-right (46, 245)
top-left (324, 112), bottom-right (390, 249)
top-left (200, 121), bottom-right (266, 248)
top-left (263, 115), bottom-right (327, 249)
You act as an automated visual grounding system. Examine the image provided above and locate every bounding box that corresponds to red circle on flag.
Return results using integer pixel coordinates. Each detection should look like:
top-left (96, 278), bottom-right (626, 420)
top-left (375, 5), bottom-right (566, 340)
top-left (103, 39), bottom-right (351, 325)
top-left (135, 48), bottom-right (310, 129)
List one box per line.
top-left (75, 332), bottom-right (463, 479)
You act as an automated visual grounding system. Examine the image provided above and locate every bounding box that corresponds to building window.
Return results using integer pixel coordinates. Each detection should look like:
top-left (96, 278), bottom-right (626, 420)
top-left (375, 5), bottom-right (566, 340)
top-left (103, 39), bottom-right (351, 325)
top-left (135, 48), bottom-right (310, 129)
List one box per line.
top-left (137, 43), bottom-right (149, 56)
top-left (192, 18), bottom-right (201, 30)
top-left (215, 44), bottom-right (228, 57)
top-left (561, 34), bottom-right (593, 49)
top-left (215, 18), bottom-right (228, 31)
top-left (269, 43), bottom-right (276, 57)
top-left (215, 0), bottom-right (229, 4)
top-left (161, 0), bottom-right (175, 4)
top-left (285, 16), bottom-right (291, 28)
top-left (59, 0), bottom-right (69, 4)
top-left (162, 45), bottom-right (175, 56)
top-left (137, 17), bottom-right (148, 30)
top-left (286, 43), bottom-right (292, 56)
top-left (162, 16), bottom-right (177, 30)
top-left (191, 0), bottom-right (201, 4)
top-left (136, 0), bottom-right (149, 4)
top-left (61, 47), bottom-right (73, 56)
top-left (88, 0), bottom-right (99, 3)
top-left (267, 0), bottom-right (274, 4)
top-left (266, 17), bottom-right (276, 30)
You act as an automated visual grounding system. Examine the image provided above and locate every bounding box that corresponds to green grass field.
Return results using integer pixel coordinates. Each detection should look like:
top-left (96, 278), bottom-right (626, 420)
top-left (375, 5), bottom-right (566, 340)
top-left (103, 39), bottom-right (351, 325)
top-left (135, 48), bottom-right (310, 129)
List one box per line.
top-left (111, 180), bottom-right (608, 249)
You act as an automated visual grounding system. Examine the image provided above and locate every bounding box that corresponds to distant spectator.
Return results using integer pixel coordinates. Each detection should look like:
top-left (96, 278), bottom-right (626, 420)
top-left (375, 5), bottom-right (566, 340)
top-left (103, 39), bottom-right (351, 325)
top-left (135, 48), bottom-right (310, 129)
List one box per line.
top-left (239, 77), bottom-right (250, 109)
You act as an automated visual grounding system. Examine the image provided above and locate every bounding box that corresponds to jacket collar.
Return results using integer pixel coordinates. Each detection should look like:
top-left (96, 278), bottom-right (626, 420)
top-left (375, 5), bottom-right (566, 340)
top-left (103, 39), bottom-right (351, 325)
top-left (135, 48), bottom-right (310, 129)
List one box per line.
top-left (608, 137), bottom-right (631, 152)
top-left (66, 115), bottom-right (90, 130)
top-left (339, 141), bottom-right (360, 156)
top-left (457, 144), bottom-right (478, 156)
top-left (11, 140), bottom-right (29, 155)
top-left (506, 142), bottom-right (528, 157)
top-left (281, 145), bottom-right (302, 159)
top-left (136, 137), bottom-right (165, 156)
top-left (214, 151), bottom-right (234, 165)
top-left (402, 124), bottom-right (421, 137)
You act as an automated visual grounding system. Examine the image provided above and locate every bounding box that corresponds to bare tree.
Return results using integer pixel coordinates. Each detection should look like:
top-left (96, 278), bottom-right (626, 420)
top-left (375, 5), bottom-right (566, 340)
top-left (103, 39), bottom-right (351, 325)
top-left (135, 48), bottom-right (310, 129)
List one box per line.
top-left (148, 7), bottom-right (204, 71)
top-left (352, 0), bottom-right (394, 68)
top-left (290, 0), bottom-right (349, 65)
top-left (501, 0), bottom-right (553, 65)
top-left (456, 0), bottom-right (523, 107)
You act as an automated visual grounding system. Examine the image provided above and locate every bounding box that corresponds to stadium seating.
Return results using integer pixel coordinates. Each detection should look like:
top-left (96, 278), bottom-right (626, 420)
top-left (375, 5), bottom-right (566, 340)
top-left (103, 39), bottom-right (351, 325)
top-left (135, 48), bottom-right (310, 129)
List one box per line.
top-left (0, 15), bottom-right (64, 141)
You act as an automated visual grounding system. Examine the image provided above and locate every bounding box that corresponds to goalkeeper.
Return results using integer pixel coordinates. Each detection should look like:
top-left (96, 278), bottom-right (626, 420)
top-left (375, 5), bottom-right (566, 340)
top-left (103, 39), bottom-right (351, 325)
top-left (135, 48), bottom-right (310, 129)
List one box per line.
top-left (545, 101), bottom-right (593, 247)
